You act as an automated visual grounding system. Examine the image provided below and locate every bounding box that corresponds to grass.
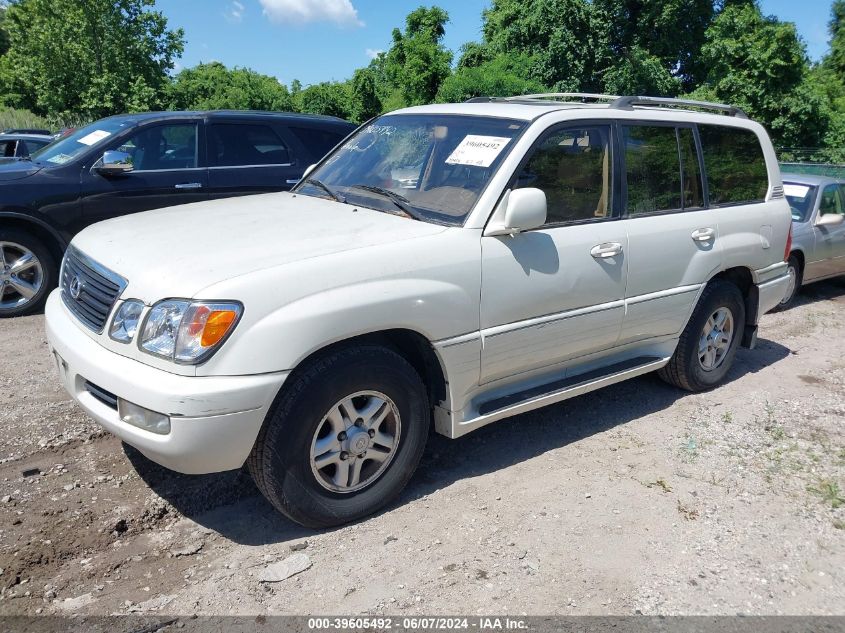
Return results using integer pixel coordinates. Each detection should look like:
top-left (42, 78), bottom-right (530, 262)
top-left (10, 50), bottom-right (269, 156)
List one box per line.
top-left (807, 479), bottom-right (845, 509)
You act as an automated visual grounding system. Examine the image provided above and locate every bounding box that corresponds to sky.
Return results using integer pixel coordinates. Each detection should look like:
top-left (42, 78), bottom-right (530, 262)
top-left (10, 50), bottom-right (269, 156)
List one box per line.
top-left (155, 0), bottom-right (836, 87)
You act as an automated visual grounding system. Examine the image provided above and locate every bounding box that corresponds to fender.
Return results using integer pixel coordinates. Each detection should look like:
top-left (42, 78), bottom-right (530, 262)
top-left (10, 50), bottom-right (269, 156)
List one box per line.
top-left (0, 210), bottom-right (69, 250)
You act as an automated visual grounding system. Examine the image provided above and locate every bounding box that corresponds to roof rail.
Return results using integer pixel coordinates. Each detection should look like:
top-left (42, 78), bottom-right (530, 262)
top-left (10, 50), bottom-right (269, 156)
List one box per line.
top-left (465, 93), bottom-right (748, 118)
top-left (610, 96), bottom-right (748, 119)
top-left (466, 92), bottom-right (620, 104)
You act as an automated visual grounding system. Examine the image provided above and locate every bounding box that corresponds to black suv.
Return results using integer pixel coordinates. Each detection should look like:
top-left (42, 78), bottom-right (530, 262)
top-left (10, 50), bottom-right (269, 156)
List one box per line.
top-left (0, 110), bottom-right (356, 317)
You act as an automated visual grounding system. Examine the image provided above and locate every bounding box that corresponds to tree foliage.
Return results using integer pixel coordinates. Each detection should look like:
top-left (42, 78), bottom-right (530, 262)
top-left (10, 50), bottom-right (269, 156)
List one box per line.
top-left (0, 0), bottom-right (183, 118)
top-left (168, 62), bottom-right (292, 111)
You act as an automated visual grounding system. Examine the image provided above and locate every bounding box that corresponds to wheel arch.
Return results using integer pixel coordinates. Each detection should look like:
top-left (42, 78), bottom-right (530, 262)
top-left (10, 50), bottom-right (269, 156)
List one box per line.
top-left (709, 266), bottom-right (757, 347)
top-left (286, 328), bottom-right (449, 415)
top-left (0, 212), bottom-right (67, 267)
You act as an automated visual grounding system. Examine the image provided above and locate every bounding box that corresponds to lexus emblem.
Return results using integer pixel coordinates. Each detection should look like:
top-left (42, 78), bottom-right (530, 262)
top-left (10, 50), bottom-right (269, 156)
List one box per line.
top-left (69, 275), bottom-right (83, 300)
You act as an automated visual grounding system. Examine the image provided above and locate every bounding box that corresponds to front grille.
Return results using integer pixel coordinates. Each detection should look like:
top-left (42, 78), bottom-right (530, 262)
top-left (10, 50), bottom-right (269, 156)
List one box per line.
top-left (84, 381), bottom-right (118, 410)
top-left (61, 247), bottom-right (126, 332)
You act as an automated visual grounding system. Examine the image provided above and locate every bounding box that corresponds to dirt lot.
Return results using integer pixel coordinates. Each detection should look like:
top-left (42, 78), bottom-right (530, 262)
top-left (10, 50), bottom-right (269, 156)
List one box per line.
top-left (0, 282), bottom-right (843, 618)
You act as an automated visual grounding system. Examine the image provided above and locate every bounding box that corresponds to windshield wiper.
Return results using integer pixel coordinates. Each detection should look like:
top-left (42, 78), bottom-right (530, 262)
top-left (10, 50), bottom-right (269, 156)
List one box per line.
top-left (303, 178), bottom-right (345, 203)
top-left (349, 184), bottom-right (423, 221)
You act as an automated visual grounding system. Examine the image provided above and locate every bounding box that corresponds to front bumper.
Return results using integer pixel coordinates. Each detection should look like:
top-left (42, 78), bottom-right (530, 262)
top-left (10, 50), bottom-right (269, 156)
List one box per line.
top-left (45, 291), bottom-right (287, 474)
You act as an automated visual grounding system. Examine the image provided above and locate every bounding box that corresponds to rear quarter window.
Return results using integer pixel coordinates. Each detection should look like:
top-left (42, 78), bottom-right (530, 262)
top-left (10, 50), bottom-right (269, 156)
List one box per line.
top-left (699, 125), bottom-right (768, 206)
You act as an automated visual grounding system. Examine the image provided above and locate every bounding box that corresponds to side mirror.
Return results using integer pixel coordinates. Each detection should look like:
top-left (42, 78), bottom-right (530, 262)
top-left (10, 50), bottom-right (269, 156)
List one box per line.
top-left (486, 188), bottom-right (547, 236)
top-left (96, 150), bottom-right (133, 176)
top-left (817, 212), bottom-right (844, 227)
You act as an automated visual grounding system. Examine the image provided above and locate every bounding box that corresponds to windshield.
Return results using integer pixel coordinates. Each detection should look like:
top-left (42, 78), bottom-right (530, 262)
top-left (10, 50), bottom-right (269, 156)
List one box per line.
top-left (784, 182), bottom-right (818, 222)
top-left (30, 118), bottom-right (135, 166)
top-left (296, 114), bottom-right (528, 225)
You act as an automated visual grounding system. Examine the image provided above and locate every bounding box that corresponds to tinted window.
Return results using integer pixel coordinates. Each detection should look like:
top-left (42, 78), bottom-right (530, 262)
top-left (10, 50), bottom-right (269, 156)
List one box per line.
top-left (699, 125), bottom-right (768, 205)
top-left (22, 139), bottom-right (50, 155)
top-left (624, 126), bottom-right (682, 214)
top-left (679, 128), bottom-right (704, 209)
top-left (118, 124), bottom-right (198, 171)
top-left (1, 141), bottom-right (16, 158)
top-left (819, 184), bottom-right (845, 216)
top-left (210, 124), bottom-right (290, 167)
top-left (516, 125), bottom-right (613, 224)
top-left (290, 126), bottom-right (346, 159)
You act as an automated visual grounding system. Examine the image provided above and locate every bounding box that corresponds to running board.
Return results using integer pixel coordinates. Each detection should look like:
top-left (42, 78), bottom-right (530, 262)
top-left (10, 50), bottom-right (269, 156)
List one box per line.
top-left (453, 356), bottom-right (670, 438)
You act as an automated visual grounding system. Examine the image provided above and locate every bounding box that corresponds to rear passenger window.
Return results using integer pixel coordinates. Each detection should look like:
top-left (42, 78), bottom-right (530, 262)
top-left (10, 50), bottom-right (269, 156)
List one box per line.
top-left (290, 127), bottom-right (346, 158)
top-left (623, 126), bottom-right (682, 214)
top-left (699, 125), bottom-right (768, 205)
top-left (515, 125), bottom-right (613, 225)
top-left (210, 124), bottom-right (291, 167)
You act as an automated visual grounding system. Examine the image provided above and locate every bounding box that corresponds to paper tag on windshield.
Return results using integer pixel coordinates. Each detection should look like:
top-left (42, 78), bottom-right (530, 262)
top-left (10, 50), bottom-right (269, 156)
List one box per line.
top-left (783, 184), bottom-right (810, 199)
top-left (446, 135), bottom-right (511, 168)
top-left (77, 130), bottom-right (112, 146)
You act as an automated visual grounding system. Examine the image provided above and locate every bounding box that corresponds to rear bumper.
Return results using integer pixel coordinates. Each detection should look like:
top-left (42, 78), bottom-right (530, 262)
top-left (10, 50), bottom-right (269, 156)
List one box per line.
top-left (45, 291), bottom-right (287, 474)
top-left (756, 273), bottom-right (791, 319)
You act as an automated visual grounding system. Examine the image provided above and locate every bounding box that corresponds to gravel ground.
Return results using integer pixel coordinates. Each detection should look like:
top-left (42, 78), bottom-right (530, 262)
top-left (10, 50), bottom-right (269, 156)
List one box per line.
top-left (0, 281), bottom-right (843, 617)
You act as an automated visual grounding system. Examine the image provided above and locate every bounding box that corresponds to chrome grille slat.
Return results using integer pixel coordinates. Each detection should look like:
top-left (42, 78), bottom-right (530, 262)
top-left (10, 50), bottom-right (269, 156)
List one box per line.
top-left (60, 247), bottom-right (127, 333)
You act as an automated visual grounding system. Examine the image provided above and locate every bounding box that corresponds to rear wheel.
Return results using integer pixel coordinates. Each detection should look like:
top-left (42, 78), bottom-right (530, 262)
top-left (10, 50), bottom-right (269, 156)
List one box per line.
top-left (659, 280), bottom-right (745, 392)
top-left (247, 345), bottom-right (429, 528)
top-left (0, 229), bottom-right (56, 318)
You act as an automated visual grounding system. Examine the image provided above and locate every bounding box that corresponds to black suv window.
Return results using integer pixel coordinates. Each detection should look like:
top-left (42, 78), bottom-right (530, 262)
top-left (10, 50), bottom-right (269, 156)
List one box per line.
top-left (118, 124), bottom-right (198, 171)
top-left (699, 125), bottom-right (768, 206)
top-left (290, 126), bottom-right (346, 159)
top-left (515, 125), bottom-right (613, 225)
top-left (210, 124), bottom-right (291, 167)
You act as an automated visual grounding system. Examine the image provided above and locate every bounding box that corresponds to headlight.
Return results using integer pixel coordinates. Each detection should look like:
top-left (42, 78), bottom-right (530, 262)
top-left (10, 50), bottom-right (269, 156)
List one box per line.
top-left (139, 300), bottom-right (242, 364)
top-left (109, 300), bottom-right (145, 343)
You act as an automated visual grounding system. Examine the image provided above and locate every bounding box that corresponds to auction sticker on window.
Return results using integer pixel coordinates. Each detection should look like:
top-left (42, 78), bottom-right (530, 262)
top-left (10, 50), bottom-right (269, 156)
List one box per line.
top-left (784, 184), bottom-right (811, 199)
top-left (446, 135), bottom-right (511, 168)
top-left (77, 130), bottom-right (112, 146)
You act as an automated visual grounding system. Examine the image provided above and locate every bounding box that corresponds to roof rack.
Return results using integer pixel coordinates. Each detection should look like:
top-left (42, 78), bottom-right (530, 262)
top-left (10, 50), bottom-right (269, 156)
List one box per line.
top-left (611, 96), bottom-right (748, 119)
top-left (465, 93), bottom-right (748, 118)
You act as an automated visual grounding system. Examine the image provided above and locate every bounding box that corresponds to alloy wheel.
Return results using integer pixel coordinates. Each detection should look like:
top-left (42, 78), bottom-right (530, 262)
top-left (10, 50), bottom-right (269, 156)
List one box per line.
top-left (0, 241), bottom-right (44, 312)
top-left (698, 307), bottom-right (734, 371)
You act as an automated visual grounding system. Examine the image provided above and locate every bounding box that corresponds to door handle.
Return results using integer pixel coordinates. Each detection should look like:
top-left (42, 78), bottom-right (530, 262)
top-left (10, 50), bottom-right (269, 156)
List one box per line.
top-left (590, 242), bottom-right (623, 259)
top-left (175, 182), bottom-right (202, 190)
top-left (691, 227), bottom-right (716, 242)
top-left (286, 179), bottom-right (301, 185)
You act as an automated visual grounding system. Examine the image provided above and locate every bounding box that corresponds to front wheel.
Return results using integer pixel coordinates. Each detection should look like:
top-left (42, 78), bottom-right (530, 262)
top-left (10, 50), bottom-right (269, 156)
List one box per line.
top-left (0, 229), bottom-right (56, 318)
top-left (659, 280), bottom-right (745, 392)
top-left (247, 345), bottom-right (429, 528)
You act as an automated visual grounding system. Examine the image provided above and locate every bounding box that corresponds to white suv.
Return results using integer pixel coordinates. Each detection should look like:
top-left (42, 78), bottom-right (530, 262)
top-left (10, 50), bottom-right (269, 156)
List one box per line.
top-left (46, 94), bottom-right (792, 527)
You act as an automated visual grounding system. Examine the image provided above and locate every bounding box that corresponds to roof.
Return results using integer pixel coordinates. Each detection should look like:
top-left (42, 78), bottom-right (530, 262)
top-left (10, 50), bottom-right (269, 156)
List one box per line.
top-left (393, 95), bottom-right (757, 128)
top-left (0, 133), bottom-right (54, 142)
top-left (781, 173), bottom-right (842, 186)
top-left (96, 110), bottom-right (353, 126)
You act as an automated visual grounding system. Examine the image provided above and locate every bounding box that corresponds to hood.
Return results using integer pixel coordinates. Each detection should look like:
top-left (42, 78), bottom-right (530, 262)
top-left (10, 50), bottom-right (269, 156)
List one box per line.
top-left (72, 192), bottom-right (448, 301)
top-left (0, 160), bottom-right (44, 181)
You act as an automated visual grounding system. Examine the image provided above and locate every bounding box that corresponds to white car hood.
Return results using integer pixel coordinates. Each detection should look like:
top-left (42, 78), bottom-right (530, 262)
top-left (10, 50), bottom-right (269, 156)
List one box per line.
top-left (72, 192), bottom-right (448, 302)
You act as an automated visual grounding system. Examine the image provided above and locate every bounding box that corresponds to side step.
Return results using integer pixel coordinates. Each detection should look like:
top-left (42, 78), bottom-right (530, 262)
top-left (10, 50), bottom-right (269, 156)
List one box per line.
top-left (455, 356), bottom-right (670, 437)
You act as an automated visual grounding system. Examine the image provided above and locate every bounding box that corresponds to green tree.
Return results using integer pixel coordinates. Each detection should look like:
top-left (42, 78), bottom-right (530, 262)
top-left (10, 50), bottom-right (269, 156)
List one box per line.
top-left (381, 6), bottom-right (452, 107)
top-left (694, 3), bottom-right (827, 150)
top-left (0, 5), bottom-right (9, 57)
top-left (168, 62), bottom-right (293, 111)
top-left (0, 0), bottom-right (183, 118)
top-left (592, 0), bottom-right (716, 95)
top-left (436, 53), bottom-right (545, 102)
top-left (294, 81), bottom-right (352, 119)
top-left (478, 0), bottom-right (595, 91)
top-left (349, 67), bottom-right (381, 122)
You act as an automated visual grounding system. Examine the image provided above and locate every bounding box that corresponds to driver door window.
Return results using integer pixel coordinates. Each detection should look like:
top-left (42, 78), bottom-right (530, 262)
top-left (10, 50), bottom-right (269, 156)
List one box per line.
top-left (820, 185), bottom-right (845, 216)
top-left (515, 125), bottom-right (614, 225)
top-left (118, 124), bottom-right (198, 171)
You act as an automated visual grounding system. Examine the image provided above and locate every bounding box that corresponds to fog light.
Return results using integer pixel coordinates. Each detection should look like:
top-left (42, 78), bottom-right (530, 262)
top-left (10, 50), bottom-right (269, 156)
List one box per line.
top-left (117, 399), bottom-right (171, 435)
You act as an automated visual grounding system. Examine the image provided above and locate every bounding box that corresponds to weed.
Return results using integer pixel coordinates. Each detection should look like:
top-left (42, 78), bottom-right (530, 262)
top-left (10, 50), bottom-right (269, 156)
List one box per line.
top-left (833, 520), bottom-right (845, 530)
top-left (677, 500), bottom-right (699, 520)
top-left (807, 480), bottom-right (845, 509)
top-left (722, 411), bottom-right (733, 424)
top-left (647, 479), bottom-right (672, 493)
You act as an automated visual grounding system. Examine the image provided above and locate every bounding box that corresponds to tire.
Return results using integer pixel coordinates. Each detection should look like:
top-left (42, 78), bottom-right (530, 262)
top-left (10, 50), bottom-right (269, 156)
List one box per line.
top-left (247, 344), bottom-right (429, 528)
top-left (772, 254), bottom-right (802, 311)
top-left (658, 280), bottom-right (745, 392)
top-left (0, 228), bottom-right (57, 318)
